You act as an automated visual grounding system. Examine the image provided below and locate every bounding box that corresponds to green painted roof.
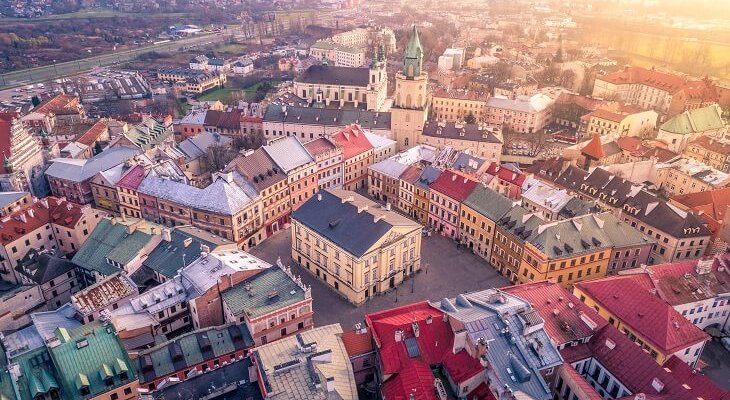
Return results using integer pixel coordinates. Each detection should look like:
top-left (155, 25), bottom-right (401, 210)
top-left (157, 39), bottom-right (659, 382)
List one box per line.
top-left (462, 184), bottom-right (515, 222)
top-left (221, 267), bottom-right (306, 319)
top-left (404, 25), bottom-right (422, 59)
top-left (10, 347), bottom-right (59, 400)
top-left (136, 324), bottom-right (253, 384)
top-left (142, 229), bottom-right (221, 279)
top-left (72, 218), bottom-right (157, 276)
top-left (660, 105), bottom-right (724, 135)
top-left (48, 323), bottom-right (136, 400)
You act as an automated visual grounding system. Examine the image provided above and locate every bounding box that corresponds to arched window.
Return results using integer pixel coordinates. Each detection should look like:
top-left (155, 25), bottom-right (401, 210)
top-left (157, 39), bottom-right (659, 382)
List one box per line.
top-left (406, 94), bottom-right (412, 108)
top-left (407, 64), bottom-right (414, 76)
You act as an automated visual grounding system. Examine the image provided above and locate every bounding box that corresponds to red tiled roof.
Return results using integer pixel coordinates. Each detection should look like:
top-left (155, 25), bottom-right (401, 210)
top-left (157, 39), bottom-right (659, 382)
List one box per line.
top-left (485, 162), bottom-right (528, 186)
top-left (0, 197), bottom-right (86, 245)
top-left (689, 136), bottom-right (730, 156)
top-left (330, 124), bottom-right (374, 159)
top-left (671, 187), bottom-right (730, 235)
top-left (76, 120), bottom-right (108, 146)
top-left (340, 329), bottom-right (374, 357)
top-left (503, 281), bottom-right (608, 346)
top-left (428, 169), bottom-right (478, 202)
top-left (239, 115), bottom-right (262, 123)
top-left (116, 164), bottom-right (146, 190)
top-left (575, 276), bottom-right (709, 354)
top-left (631, 254), bottom-right (730, 307)
top-left (399, 165), bottom-right (423, 184)
top-left (662, 355), bottom-right (728, 400)
top-left (581, 134), bottom-right (605, 159)
top-left (598, 67), bottom-right (689, 94)
top-left (34, 94), bottom-right (79, 116)
top-left (204, 109), bottom-right (242, 130)
top-left (366, 301), bottom-right (483, 400)
top-left (554, 93), bottom-right (605, 111)
top-left (303, 137), bottom-right (338, 156)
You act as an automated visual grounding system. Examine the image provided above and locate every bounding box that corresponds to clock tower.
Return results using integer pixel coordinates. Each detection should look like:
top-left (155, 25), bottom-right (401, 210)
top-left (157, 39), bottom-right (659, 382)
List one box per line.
top-left (391, 25), bottom-right (429, 150)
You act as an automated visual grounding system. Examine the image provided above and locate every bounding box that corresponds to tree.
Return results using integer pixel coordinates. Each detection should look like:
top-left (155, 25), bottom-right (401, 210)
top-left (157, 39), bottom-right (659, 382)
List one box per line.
top-left (560, 69), bottom-right (576, 89)
top-left (464, 111), bottom-right (476, 124)
top-left (31, 96), bottom-right (40, 107)
top-left (205, 144), bottom-right (236, 172)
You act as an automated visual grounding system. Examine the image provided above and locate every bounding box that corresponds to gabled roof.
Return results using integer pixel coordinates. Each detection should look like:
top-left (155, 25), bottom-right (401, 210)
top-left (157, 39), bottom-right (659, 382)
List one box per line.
top-left (428, 169), bottom-right (477, 201)
top-left (72, 218), bottom-right (160, 276)
top-left (264, 104), bottom-right (391, 130)
top-left (504, 282), bottom-right (607, 346)
top-left (16, 252), bottom-right (78, 285)
top-left (660, 104), bottom-right (725, 135)
top-left (224, 149), bottom-right (286, 192)
top-left (116, 164), bottom-right (145, 190)
top-left (45, 147), bottom-right (138, 182)
top-left (581, 134), bottom-right (605, 159)
top-left (485, 162), bottom-right (528, 186)
top-left (262, 136), bottom-right (314, 173)
top-left (329, 124), bottom-right (374, 159)
top-left (670, 187), bottom-right (730, 234)
top-left (462, 184), bottom-right (514, 221)
top-left (75, 120), bottom-right (108, 146)
top-left (178, 131), bottom-right (232, 160)
top-left (340, 330), bottom-right (374, 357)
top-left (48, 322), bottom-right (137, 400)
top-left (0, 196), bottom-right (88, 245)
top-left (575, 276), bottom-right (709, 354)
top-left (303, 137), bottom-right (338, 156)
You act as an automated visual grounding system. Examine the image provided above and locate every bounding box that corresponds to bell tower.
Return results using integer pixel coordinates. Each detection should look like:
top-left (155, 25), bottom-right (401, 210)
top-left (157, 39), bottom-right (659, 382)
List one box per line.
top-left (391, 25), bottom-right (429, 150)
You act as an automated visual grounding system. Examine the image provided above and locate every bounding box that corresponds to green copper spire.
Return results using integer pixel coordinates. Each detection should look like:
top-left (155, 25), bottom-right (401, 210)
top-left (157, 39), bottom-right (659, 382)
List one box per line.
top-left (403, 24), bottom-right (423, 78)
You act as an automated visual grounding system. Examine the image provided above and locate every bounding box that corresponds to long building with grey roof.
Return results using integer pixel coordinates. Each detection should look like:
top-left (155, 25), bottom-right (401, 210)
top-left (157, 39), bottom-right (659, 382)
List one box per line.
top-left (263, 103), bottom-right (392, 141)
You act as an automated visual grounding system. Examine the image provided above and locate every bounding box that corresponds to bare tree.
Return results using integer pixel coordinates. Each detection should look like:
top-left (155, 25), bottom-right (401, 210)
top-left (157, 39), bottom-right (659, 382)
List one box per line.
top-left (206, 144), bottom-right (236, 172)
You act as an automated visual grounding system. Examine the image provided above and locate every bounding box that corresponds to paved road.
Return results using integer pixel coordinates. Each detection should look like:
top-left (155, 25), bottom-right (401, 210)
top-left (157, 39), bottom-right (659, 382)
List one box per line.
top-left (248, 227), bottom-right (510, 330)
top-left (700, 339), bottom-right (730, 390)
top-left (0, 33), bottom-right (232, 89)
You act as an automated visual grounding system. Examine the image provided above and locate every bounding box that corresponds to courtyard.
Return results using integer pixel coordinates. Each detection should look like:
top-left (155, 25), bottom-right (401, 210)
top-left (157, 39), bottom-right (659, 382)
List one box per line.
top-left (248, 227), bottom-right (510, 329)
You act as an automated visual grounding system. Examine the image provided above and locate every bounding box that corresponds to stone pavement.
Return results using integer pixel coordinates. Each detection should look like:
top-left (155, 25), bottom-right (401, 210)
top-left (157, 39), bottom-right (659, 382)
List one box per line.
top-left (248, 227), bottom-right (510, 330)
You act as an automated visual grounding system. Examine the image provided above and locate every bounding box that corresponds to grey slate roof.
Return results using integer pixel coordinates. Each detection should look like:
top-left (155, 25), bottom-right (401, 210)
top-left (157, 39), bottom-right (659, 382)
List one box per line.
top-left (264, 104), bottom-right (391, 130)
top-left (415, 166), bottom-right (442, 189)
top-left (369, 159), bottom-right (409, 179)
top-left (291, 190), bottom-right (420, 257)
top-left (178, 131), bottom-right (232, 161)
top-left (142, 228), bottom-right (226, 279)
top-left (452, 152), bottom-right (486, 174)
top-left (432, 289), bottom-right (562, 400)
top-left (0, 191), bottom-right (27, 209)
top-left (45, 147), bottom-right (139, 182)
top-left (222, 267), bottom-right (306, 318)
top-left (422, 121), bottom-right (502, 143)
top-left (462, 184), bottom-right (515, 221)
top-left (16, 251), bottom-right (77, 285)
top-left (296, 65), bottom-right (370, 86)
top-left (262, 136), bottom-right (314, 173)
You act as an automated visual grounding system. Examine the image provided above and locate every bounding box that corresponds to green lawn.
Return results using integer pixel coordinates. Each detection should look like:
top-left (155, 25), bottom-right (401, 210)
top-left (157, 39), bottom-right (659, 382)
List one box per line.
top-left (196, 88), bottom-right (245, 103)
top-left (196, 79), bottom-right (283, 103)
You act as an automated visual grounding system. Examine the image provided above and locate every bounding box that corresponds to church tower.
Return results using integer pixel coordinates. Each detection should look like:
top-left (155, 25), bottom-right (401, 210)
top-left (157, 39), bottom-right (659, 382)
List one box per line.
top-left (391, 25), bottom-right (429, 150)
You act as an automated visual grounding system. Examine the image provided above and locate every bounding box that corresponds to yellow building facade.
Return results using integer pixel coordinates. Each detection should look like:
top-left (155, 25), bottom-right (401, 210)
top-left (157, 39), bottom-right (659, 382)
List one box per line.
top-left (291, 190), bottom-right (422, 305)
